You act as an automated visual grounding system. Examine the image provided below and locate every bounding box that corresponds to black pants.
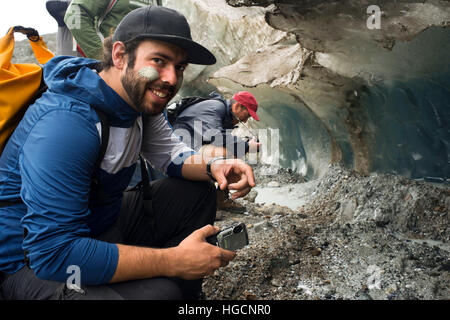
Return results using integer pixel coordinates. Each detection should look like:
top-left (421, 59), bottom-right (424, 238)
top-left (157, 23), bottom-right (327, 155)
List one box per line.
top-left (0, 177), bottom-right (216, 300)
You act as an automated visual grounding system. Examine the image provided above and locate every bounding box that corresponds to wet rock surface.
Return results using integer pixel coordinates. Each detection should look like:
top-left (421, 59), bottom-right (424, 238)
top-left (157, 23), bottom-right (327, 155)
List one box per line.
top-left (202, 164), bottom-right (450, 300)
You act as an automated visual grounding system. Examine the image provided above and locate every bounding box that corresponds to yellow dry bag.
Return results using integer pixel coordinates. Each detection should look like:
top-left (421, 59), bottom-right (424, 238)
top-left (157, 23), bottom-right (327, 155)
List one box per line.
top-left (0, 26), bottom-right (54, 154)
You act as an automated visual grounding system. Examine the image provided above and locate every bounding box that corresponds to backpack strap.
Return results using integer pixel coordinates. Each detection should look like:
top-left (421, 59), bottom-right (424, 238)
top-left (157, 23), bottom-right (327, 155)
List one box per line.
top-left (141, 158), bottom-right (155, 235)
top-left (89, 108), bottom-right (110, 204)
top-left (167, 93), bottom-right (226, 126)
top-left (93, 108), bottom-right (109, 169)
top-left (139, 156), bottom-right (150, 192)
top-left (96, 0), bottom-right (117, 42)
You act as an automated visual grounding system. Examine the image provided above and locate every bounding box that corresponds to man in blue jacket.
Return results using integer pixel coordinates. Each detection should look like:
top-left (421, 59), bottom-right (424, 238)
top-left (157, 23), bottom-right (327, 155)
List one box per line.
top-left (172, 91), bottom-right (261, 212)
top-left (0, 6), bottom-right (255, 300)
top-left (172, 91), bottom-right (261, 158)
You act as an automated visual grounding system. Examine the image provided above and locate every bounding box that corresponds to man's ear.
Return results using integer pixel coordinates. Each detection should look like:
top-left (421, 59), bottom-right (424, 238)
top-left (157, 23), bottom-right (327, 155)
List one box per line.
top-left (231, 102), bottom-right (240, 113)
top-left (112, 41), bottom-right (127, 70)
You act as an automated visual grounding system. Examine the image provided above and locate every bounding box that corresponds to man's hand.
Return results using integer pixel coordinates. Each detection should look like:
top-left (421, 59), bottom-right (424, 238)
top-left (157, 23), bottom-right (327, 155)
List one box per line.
top-left (210, 158), bottom-right (256, 200)
top-left (172, 225), bottom-right (236, 280)
top-left (110, 225), bottom-right (235, 283)
top-left (181, 152), bottom-right (256, 198)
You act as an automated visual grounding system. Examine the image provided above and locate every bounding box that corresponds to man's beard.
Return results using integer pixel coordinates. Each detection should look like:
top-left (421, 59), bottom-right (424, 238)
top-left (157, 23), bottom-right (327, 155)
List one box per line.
top-left (121, 66), bottom-right (174, 115)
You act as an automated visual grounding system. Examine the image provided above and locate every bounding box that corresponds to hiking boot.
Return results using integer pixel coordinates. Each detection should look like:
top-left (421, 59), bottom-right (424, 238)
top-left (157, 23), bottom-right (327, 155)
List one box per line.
top-left (217, 198), bottom-right (247, 213)
top-left (216, 189), bottom-right (246, 213)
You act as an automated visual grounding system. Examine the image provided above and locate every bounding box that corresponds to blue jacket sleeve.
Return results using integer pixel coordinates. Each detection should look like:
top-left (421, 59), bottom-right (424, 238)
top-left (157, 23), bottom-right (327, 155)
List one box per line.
top-left (141, 113), bottom-right (197, 177)
top-left (20, 109), bottom-right (118, 285)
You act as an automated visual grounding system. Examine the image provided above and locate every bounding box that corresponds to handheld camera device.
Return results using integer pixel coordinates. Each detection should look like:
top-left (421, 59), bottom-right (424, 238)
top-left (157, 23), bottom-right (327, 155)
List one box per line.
top-left (207, 222), bottom-right (249, 251)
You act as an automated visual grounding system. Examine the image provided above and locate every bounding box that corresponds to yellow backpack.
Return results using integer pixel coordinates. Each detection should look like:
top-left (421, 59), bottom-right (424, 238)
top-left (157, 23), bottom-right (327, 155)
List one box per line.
top-left (0, 26), bottom-right (54, 154)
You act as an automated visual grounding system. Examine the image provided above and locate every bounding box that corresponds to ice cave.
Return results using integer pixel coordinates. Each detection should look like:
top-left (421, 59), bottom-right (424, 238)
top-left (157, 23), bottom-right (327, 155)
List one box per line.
top-left (165, 0), bottom-right (450, 182)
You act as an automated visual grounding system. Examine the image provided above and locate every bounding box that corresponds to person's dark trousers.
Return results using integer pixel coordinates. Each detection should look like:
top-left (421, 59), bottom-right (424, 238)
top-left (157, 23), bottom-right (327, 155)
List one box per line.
top-left (0, 177), bottom-right (216, 300)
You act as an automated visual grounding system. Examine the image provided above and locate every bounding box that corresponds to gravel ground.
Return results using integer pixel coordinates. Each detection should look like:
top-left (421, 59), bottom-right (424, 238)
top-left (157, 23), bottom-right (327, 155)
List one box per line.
top-left (202, 164), bottom-right (450, 300)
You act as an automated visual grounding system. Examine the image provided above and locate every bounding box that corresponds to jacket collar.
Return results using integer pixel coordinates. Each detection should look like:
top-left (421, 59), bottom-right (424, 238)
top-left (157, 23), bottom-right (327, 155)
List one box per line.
top-left (44, 56), bottom-right (140, 127)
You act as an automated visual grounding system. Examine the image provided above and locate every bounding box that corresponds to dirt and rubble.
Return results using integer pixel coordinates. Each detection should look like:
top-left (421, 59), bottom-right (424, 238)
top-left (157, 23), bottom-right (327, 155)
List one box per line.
top-left (202, 164), bottom-right (450, 300)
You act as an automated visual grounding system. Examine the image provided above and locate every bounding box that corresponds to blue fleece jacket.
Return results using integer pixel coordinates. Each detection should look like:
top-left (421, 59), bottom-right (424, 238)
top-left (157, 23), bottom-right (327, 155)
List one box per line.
top-left (171, 92), bottom-right (249, 156)
top-left (0, 56), bottom-right (194, 284)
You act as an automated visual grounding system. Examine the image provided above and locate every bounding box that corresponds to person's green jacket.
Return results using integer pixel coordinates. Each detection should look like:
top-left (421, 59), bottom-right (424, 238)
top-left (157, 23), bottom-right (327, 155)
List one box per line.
top-left (64, 0), bottom-right (156, 59)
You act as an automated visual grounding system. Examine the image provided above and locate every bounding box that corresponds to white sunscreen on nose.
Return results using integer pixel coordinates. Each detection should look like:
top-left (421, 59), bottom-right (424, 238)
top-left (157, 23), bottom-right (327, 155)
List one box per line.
top-left (138, 66), bottom-right (159, 81)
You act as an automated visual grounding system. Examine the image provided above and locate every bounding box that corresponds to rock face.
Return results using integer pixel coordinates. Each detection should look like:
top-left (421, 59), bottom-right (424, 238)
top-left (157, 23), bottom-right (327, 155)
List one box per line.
top-left (164, 0), bottom-right (450, 181)
top-left (204, 164), bottom-right (450, 300)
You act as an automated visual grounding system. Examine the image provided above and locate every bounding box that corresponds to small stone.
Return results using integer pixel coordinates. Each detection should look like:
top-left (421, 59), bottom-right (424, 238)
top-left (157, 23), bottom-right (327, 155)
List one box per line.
top-left (385, 284), bottom-right (397, 295)
top-left (267, 181), bottom-right (280, 188)
top-left (311, 248), bottom-right (322, 256)
top-left (243, 290), bottom-right (258, 300)
top-left (291, 259), bottom-right (301, 265)
top-left (244, 190), bottom-right (258, 203)
top-left (324, 291), bottom-right (334, 299)
top-left (440, 262), bottom-right (450, 271)
top-left (252, 221), bottom-right (266, 232)
top-left (339, 198), bottom-right (357, 223)
top-left (271, 279), bottom-right (282, 287)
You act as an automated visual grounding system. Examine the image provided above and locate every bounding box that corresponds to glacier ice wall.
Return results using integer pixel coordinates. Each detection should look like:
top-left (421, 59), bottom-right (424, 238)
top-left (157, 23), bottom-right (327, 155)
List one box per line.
top-left (163, 0), bottom-right (450, 181)
top-left (360, 72), bottom-right (450, 180)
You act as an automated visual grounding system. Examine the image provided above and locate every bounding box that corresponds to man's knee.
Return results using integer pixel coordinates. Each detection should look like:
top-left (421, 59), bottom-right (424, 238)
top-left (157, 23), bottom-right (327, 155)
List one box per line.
top-left (178, 179), bottom-right (217, 219)
top-left (1, 267), bottom-right (62, 300)
top-left (200, 180), bottom-right (217, 202)
top-left (193, 180), bottom-right (217, 215)
top-left (154, 178), bottom-right (216, 204)
top-left (185, 178), bottom-right (216, 195)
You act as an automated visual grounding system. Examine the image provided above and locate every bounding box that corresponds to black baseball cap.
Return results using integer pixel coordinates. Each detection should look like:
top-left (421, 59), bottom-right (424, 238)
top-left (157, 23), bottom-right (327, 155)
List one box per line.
top-left (113, 6), bottom-right (216, 65)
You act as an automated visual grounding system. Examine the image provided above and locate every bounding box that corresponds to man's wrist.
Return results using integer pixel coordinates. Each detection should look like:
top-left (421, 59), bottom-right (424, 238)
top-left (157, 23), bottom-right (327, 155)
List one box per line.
top-left (206, 157), bottom-right (227, 181)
